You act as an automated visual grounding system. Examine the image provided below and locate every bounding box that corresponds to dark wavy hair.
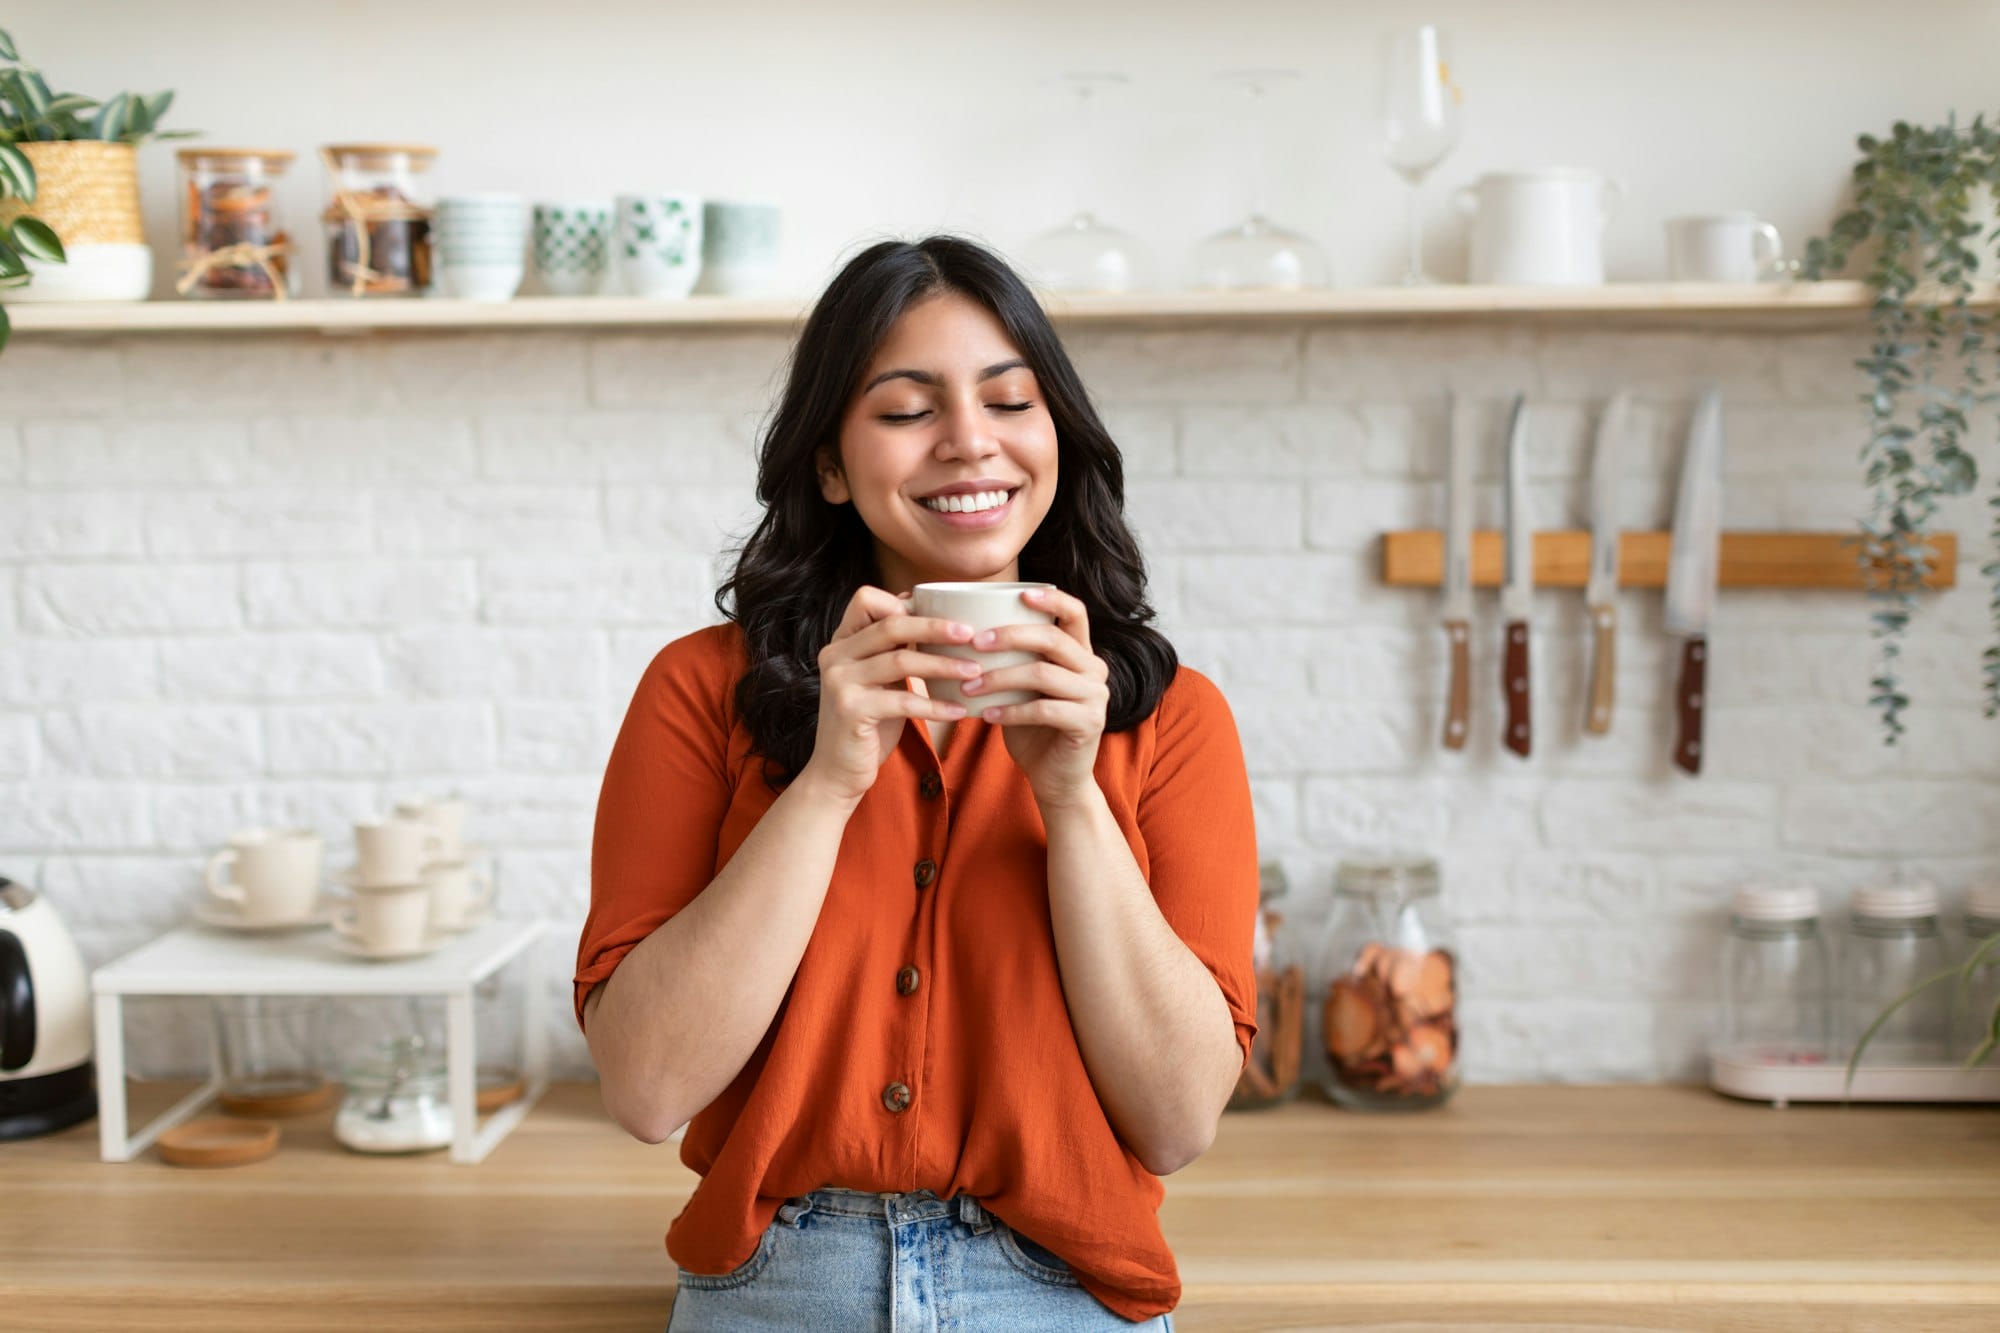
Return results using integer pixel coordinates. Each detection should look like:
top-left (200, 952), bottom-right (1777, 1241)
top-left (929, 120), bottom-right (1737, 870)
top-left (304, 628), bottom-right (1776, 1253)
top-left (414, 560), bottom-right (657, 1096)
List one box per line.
top-left (715, 234), bottom-right (1177, 789)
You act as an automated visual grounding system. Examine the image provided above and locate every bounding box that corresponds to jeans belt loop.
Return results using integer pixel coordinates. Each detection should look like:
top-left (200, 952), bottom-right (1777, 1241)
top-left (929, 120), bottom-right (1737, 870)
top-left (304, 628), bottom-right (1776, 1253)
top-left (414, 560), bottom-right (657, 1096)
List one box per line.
top-left (777, 1196), bottom-right (814, 1227)
top-left (956, 1193), bottom-right (993, 1235)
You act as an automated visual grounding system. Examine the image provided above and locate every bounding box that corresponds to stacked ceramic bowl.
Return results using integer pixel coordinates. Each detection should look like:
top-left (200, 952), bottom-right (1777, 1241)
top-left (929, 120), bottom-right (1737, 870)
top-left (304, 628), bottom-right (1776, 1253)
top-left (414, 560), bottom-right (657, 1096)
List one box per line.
top-left (433, 193), bottom-right (528, 300)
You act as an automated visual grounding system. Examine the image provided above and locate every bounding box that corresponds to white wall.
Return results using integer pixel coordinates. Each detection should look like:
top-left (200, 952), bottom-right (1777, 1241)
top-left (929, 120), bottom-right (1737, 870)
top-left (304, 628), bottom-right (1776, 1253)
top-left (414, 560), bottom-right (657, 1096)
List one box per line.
top-left (11, 0), bottom-right (2000, 295)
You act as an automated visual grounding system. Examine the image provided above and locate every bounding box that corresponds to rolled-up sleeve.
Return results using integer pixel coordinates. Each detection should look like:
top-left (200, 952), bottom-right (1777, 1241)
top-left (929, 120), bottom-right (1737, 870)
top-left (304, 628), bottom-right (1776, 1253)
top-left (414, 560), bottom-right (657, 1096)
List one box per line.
top-left (573, 632), bottom-right (736, 1033)
top-left (1134, 668), bottom-right (1261, 1067)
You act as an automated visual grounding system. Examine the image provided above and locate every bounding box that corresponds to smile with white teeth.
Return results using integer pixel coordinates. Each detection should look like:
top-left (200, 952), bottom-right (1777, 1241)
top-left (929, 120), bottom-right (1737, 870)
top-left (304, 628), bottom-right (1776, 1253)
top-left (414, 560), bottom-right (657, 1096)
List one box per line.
top-left (919, 489), bottom-right (1013, 514)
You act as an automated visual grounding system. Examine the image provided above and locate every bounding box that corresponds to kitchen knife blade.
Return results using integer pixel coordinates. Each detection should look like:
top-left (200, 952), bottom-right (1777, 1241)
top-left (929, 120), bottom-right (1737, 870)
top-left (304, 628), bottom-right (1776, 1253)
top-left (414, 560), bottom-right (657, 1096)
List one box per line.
top-left (1440, 395), bottom-right (1474, 751)
top-left (1664, 387), bottom-right (1725, 775)
top-left (1500, 393), bottom-right (1533, 758)
top-left (1583, 391), bottom-right (1631, 736)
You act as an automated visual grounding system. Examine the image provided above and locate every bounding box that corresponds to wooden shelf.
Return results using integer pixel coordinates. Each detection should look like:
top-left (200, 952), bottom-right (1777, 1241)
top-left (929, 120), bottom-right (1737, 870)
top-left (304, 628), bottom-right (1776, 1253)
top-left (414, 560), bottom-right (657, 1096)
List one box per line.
top-left (6, 280), bottom-right (1988, 336)
top-left (1381, 529), bottom-right (1960, 591)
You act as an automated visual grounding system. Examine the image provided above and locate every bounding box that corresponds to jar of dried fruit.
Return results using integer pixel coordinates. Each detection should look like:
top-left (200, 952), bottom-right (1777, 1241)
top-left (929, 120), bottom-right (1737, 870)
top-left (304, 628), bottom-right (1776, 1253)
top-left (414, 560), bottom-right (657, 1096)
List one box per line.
top-left (1310, 854), bottom-right (1458, 1111)
top-left (320, 143), bottom-right (437, 298)
top-left (175, 148), bottom-right (297, 299)
top-left (1227, 861), bottom-right (1307, 1110)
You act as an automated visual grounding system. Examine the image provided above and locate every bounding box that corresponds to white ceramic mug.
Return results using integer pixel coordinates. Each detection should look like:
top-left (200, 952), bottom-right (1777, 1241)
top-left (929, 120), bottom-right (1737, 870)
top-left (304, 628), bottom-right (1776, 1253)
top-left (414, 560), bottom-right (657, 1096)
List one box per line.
top-left (333, 882), bottom-right (432, 955)
top-left (423, 859), bottom-right (494, 931)
top-left (906, 582), bottom-right (1057, 709)
top-left (1455, 169), bottom-right (1623, 286)
top-left (394, 795), bottom-right (466, 862)
top-left (1666, 213), bottom-right (1784, 283)
top-left (615, 193), bottom-right (704, 298)
top-left (204, 827), bottom-right (322, 924)
top-left (352, 818), bottom-right (443, 889)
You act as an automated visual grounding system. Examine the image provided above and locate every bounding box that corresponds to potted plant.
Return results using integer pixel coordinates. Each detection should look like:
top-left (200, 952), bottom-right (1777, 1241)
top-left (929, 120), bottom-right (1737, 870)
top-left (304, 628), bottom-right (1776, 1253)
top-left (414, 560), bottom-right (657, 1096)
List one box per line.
top-left (0, 24), bottom-right (196, 339)
top-left (1798, 115), bottom-right (2000, 744)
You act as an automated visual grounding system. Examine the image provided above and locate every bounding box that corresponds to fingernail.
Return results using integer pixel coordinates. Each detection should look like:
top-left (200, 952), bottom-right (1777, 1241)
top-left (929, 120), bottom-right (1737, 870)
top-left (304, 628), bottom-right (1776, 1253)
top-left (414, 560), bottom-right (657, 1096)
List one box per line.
top-left (951, 622), bottom-right (973, 638)
top-left (963, 676), bottom-right (983, 693)
top-left (974, 630), bottom-right (997, 648)
top-left (943, 703), bottom-right (967, 716)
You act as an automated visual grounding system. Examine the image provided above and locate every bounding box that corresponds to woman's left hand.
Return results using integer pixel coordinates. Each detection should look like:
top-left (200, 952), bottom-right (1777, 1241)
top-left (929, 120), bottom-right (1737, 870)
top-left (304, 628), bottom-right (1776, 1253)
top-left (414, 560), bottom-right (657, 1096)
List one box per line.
top-left (964, 586), bottom-right (1109, 810)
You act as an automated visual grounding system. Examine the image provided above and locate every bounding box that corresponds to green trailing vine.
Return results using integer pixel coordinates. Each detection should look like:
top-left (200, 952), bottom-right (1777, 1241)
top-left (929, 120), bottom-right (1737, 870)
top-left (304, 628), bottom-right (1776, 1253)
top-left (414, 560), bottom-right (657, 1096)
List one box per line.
top-left (1798, 115), bottom-right (2000, 742)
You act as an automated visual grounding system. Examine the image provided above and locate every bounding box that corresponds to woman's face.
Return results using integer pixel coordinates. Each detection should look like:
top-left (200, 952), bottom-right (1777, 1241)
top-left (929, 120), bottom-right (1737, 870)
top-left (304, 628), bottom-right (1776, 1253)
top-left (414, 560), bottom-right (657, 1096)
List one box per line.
top-left (819, 291), bottom-right (1058, 593)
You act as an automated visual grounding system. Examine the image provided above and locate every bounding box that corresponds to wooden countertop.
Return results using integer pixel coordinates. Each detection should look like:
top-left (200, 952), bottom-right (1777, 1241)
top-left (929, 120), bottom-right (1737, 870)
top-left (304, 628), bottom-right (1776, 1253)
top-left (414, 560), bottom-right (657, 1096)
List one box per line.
top-left (3, 1080), bottom-right (1998, 1331)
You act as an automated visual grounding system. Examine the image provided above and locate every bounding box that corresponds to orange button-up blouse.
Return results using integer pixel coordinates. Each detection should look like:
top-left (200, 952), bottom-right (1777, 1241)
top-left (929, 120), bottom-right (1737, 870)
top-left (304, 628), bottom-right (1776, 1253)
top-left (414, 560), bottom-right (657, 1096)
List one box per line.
top-left (574, 622), bottom-right (1260, 1321)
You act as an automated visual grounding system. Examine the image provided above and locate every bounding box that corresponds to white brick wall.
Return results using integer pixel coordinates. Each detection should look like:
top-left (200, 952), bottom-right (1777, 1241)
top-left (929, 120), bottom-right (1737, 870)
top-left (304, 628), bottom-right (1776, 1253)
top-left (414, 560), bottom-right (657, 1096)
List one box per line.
top-left (3, 321), bottom-right (1998, 1085)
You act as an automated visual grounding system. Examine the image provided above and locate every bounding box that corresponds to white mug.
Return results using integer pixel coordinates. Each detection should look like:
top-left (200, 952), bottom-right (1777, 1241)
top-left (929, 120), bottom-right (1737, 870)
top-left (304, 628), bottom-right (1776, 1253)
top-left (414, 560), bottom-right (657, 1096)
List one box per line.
top-left (333, 883), bottom-right (432, 955)
top-left (1455, 169), bottom-right (1623, 286)
top-left (423, 859), bottom-right (494, 931)
top-left (906, 582), bottom-right (1057, 709)
top-left (1666, 213), bottom-right (1784, 283)
top-left (394, 794), bottom-right (466, 862)
top-left (204, 827), bottom-right (322, 924)
top-left (352, 818), bottom-right (443, 889)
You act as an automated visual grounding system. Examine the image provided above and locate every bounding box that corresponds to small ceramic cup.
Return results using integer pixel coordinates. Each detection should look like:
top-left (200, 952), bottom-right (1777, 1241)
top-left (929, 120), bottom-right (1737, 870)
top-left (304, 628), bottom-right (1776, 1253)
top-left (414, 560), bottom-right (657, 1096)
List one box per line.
top-left (333, 882), bottom-right (433, 955)
top-left (394, 794), bottom-right (466, 863)
top-left (204, 827), bottom-right (322, 924)
top-left (695, 199), bottom-right (781, 295)
top-left (352, 818), bottom-right (444, 889)
top-left (434, 194), bottom-right (528, 300)
top-left (907, 582), bottom-right (1057, 709)
top-left (531, 199), bottom-right (613, 296)
top-left (615, 193), bottom-right (703, 298)
top-left (423, 859), bottom-right (495, 931)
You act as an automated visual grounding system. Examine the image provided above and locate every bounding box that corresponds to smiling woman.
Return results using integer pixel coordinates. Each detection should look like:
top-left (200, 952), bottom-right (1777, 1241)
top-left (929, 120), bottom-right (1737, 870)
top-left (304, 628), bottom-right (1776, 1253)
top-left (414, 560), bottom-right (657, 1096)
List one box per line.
top-left (574, 235), bottom-right (1259, 1332)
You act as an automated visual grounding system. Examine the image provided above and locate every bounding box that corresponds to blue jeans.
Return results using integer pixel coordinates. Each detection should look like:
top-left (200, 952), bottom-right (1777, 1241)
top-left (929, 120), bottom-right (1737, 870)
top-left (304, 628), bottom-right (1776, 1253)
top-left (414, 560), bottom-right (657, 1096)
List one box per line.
top-left (666, 1187), bottom-right (1176, 1331)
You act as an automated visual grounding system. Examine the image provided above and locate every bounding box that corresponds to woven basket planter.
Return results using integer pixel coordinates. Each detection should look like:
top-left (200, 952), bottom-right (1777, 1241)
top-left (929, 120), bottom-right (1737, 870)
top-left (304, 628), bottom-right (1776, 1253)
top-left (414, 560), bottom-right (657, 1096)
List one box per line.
top-left (0, 141), bottom-right (152, 300)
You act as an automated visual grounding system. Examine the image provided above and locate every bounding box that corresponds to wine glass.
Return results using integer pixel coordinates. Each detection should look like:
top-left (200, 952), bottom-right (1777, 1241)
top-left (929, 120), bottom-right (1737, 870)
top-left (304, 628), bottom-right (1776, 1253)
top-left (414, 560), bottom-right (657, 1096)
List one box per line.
top-left (1187, 69), bottom-right (1330, 290)
top-left (1023, 72), bottom-right (1150, 292)
top-left (1376, 25), bottom-right (1463, 285)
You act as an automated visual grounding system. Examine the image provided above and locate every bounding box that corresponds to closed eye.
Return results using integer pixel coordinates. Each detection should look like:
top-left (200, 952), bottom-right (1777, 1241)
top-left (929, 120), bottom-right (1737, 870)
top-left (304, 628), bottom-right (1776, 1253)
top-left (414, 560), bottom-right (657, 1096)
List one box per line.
top-left (878, 402), bottom-right (1035, 423)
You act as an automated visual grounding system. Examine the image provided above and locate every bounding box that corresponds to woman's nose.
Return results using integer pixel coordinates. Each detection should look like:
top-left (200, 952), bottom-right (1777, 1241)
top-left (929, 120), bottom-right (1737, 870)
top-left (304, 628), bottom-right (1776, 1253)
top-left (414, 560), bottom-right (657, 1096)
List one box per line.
top-left (933, 401), bottom-right (999, 457)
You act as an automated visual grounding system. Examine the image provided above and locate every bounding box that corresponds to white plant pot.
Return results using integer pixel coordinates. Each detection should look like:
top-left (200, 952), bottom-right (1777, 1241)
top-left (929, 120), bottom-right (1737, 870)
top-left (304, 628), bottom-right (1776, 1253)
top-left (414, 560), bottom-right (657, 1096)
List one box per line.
top-left (9, 243), bottom-right (152, 302)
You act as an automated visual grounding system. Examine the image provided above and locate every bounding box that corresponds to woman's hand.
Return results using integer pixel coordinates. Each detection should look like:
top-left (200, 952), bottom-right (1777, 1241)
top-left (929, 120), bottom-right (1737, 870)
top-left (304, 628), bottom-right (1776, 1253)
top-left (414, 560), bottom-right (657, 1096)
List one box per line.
top-left (964, 586), bottom-right (1110, 811)
top-left (796, 585), bottom-right (980, 809)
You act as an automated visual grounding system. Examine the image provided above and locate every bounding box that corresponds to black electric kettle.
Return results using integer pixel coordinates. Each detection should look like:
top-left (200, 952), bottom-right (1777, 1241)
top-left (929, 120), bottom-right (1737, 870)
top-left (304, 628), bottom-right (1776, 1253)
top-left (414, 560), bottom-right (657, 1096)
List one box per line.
top-left (0, 876), bottom-right (97, 1140)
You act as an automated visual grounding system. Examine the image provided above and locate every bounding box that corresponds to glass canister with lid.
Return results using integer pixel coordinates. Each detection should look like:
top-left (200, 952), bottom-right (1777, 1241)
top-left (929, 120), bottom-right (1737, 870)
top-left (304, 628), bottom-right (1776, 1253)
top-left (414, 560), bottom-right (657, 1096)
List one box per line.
top-left (175, 148), bottom-right (297, 299)
top-left (1715, 882), bottom-right (1832, 1066)
top-left (321, 143), bottom-right (437, 297)
top-left (1953, 882), bottom-right (2000, 1062)
top-left (333, 1033), bottom-right (452, 1154)
top-left (1310, 854), bottom-right (1459, 1110)
top-left (1227, 861), bottom-right (1306, 1110)
top-left (1840, 880), bottom-right (1951, 1066)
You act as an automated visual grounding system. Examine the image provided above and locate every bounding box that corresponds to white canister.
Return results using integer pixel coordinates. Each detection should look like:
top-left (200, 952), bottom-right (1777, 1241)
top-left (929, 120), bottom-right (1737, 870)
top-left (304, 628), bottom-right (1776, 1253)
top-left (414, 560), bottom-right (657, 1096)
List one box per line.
top-left (1454, 169), bottom-right (1623, 286)
top-left (1665, 213), bottom-right (1784, 283)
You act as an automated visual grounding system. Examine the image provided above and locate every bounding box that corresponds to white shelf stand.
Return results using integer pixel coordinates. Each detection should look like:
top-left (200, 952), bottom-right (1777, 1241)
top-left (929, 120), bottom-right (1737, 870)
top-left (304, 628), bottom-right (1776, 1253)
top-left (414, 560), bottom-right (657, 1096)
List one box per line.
top-left (90, 917), bottom-right (549, 1164)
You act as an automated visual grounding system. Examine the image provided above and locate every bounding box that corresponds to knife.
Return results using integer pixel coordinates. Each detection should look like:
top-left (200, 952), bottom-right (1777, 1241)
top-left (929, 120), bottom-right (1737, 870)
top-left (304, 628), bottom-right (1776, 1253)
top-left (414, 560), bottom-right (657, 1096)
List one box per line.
top-left (1500, 393), bottom-right (1533, 759)
top-left (1664, 388), bottom-right (1725, 775)
top-left (1440, 395), bottom-right (1474, 751)
top-left (1583, 391), bottom-right (1631, 736)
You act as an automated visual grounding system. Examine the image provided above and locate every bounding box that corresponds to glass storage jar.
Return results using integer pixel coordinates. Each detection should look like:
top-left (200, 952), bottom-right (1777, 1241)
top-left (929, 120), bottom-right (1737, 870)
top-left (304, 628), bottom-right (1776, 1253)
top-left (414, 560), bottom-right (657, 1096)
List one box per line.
top-left (1715, 882), bottom-right (1832, 1066)
top-left (1227, 861), bottom-right (1306, 1110)
top-left (1310, 854), bottom-right (1458, 1111)
top-left (333, 1034), bottom-right (451, 1154)
top-left (1840, 881), bottom-right (1950, 1066)
top-left (211, 995), bottom-right (329, 1112)
top-left (1953, 882), bottom-right (2000, 1062)
top-left (320, 142), bottom-right (436, 297)
top-left (175, 148), bottom-right (297, 299)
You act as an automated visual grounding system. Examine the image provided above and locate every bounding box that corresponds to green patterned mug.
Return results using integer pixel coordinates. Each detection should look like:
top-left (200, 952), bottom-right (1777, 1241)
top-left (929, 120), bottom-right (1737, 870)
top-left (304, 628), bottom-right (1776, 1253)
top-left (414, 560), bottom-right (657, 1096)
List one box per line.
top-left (532, 200), bottom-right (613, 297)
top-left (614, 193), bottom-right (703, 298)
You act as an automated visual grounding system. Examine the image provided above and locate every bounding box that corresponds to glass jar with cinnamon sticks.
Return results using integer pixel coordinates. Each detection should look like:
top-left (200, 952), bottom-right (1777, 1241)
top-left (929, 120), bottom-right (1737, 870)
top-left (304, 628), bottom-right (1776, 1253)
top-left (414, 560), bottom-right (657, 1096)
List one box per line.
top-left (320, 143), bottom-right (436, 297)
top-left (1227, 862), bottom-right (1306, 1110)
top-left (175, 148), bottom-right (297, 299)
top-left (1310, 854), bottom-right (1459, 1111)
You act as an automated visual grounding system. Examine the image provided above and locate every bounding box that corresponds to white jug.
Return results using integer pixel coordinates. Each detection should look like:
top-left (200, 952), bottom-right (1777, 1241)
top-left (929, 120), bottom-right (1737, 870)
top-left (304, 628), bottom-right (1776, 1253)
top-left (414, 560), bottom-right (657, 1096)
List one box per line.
top-left (1454, 169), bottom-right (1623, 286)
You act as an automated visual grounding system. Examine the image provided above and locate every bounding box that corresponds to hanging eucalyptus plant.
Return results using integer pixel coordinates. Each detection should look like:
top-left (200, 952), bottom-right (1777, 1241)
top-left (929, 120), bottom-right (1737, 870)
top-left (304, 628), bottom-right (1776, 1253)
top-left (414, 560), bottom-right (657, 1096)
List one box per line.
top-left (1798, 114), bottom-right (2000, 743)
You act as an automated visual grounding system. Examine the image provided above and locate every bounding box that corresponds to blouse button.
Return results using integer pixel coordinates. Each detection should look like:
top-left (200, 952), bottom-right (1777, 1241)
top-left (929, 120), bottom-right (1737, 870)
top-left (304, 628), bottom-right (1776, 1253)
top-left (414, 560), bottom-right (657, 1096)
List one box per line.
top-left (919, 773), bottom-right (943, 800)
top-left (882, 1081), bottom-right (913, 1113)
top-left (896, 965), bottom-right (921, 996)
top-left (913, 858), bottom-right (937, 889)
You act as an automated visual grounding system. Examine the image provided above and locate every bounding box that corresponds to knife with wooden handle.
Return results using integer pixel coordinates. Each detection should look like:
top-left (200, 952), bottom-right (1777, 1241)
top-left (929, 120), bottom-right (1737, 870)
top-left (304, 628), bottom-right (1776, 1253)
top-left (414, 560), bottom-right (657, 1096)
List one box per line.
top-left (1583, 391), bottom-right (1629, 736)
top-left (1500, 393), bottom-right (1533, 759)
top-left (1664, 388), bottom-right (1725, 775)
top-left (1440, 396), bottom-right (1474, 751)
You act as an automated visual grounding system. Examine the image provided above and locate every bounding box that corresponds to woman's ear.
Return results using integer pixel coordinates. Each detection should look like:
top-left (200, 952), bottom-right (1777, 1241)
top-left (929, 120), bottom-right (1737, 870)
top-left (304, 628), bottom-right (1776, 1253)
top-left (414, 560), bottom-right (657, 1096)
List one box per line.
top-left (816, 447), bottom-right (852, 505)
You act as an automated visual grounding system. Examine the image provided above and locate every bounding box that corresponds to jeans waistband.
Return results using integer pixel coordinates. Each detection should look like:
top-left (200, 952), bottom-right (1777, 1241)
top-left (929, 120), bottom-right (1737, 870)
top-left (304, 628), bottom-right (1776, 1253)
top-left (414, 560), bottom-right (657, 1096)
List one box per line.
top-left (781, 1187), bottom-right (994, 1233)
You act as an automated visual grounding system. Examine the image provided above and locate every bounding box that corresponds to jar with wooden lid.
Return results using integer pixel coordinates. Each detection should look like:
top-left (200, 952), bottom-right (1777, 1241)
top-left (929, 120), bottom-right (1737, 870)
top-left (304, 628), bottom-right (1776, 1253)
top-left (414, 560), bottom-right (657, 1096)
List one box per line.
top-left (1310, 854), bottom-right (1458, 1110)
top-left (1953, 882), bottom-right (2000, 1062)
top-left (175, 148), bottom-right (297, 299)
top-left (333, 1034), bottom-right (451, 1154)
top-left (1840, 881), bottom-right (1950, 1066)
top-left (321, 143), bottom-right (436, 297)
top-left (1716, 882), bottom-right (1832, 1066)
top-left (1227, 861), bottom-right (1306, 1110)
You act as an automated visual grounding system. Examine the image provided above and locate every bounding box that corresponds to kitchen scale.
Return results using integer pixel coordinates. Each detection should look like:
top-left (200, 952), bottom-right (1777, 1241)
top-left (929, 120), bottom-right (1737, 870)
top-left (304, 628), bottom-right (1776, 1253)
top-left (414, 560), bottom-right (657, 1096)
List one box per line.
top-left (1709, 1043), bottom-right (2000, 1107)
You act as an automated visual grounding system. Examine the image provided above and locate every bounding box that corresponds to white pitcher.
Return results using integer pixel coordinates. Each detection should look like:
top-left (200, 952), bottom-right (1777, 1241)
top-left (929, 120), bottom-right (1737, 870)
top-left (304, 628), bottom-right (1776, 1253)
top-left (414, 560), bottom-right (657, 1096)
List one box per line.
top-left (1454, 169), bottom-right (1623, 286)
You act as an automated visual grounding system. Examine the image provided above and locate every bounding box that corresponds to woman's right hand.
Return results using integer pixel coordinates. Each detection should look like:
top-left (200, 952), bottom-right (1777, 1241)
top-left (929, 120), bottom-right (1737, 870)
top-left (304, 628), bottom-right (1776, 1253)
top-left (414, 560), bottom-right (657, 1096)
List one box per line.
top-left (798, 585), bottom-right (980, 808)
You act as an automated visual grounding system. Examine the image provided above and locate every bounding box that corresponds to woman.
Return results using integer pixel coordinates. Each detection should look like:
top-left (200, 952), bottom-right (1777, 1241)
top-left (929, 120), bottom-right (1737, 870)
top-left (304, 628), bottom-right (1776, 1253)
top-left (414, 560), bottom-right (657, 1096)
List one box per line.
top-left (575, 235), bottom-right (1259, 1331)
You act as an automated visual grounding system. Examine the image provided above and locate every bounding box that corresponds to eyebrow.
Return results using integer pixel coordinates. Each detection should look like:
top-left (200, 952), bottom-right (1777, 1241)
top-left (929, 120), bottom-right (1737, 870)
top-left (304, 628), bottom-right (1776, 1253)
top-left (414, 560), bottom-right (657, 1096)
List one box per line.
top-left (862, 359), bottom-right (1030, 394)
